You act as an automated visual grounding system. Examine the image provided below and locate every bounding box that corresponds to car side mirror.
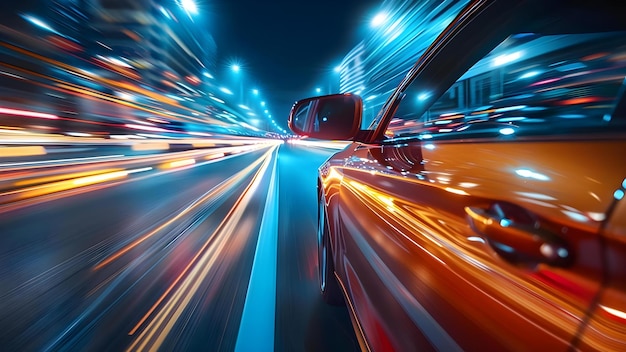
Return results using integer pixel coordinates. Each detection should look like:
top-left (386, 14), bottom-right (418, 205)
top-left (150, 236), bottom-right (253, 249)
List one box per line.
top-left (288, 93), bottom-right (362, 140)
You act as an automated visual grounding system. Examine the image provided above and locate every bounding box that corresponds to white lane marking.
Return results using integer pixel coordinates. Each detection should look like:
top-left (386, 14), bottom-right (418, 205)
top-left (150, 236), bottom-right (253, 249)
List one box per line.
top-left (235, 148), bottom-right (279, 352)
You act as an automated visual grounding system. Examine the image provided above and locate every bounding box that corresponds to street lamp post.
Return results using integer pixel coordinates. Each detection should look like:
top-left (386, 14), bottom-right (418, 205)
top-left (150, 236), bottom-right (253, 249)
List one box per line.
top-left (180, 0), bottom-right (198, 18)
top-left (230, 64), bottom-right (245, 104)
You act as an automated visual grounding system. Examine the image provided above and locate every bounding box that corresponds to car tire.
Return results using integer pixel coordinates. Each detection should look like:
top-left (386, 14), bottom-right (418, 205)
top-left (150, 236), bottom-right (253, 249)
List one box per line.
top-left (318, 196), bottom-right (345, 306)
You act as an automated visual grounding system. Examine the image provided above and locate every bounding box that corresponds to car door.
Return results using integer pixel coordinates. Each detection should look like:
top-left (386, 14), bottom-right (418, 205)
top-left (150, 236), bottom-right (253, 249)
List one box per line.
top-left (335, 29), bottom-right (626, 351)
top-left (578, 186), bottom-right (626, 351)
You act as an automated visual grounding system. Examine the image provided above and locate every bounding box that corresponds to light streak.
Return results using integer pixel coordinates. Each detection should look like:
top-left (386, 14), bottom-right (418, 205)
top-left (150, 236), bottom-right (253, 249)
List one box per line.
top-left (600, 305), bottom-right (626, 321)
top-left (445, 187), bottom-right (470, 196)
top-left (0, 154), bottom-right (125, 168)
top-left (0, 168), bottom-right (129, 203)
top-left (93, 150), bottom-right (271, 272)
top-left (235, 148), bottom-right (279, 351)
top-left (125, 124), bottom-right (168, 132)
top-left (125, 147), bottom-right (278, 350)
top-left (161, 158), bottom-right (196, 169)
top-left (72, 170), bottom-right (129, 186)
top-left (0, 107), bottom-right (58, 119)
top-left (287, 139), bottom-right (350, 149)
top-left (0, 142), bottom-right (273, 211)
top-left (0, 146), bottom-right (46, 157)
top-left (204, 153), bottom-right (224, 160)
top-left (13, 168), bottom-right (123, 187)
top-left (131, 142), bottom-right (170, 151)
top-left (191, 141), bottom-right (216, 148)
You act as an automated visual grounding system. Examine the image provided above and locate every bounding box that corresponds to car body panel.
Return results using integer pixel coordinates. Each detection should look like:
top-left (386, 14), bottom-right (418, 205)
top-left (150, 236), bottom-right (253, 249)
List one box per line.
top-left (579, 192), bottom-right (626, 350)
top-left (293, 1), bottom-right (626, 350)
top-left (318, 138), bottom-right (626, 350)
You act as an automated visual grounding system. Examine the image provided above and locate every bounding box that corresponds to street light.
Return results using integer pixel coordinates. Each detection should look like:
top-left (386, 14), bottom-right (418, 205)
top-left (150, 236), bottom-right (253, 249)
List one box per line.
top-left (180, 0), bottom-right (198, 15)
top-left (22, 14), bottom-right (70, 39)
top-left (371, 12), bottom-right (388, 27)
top-left (22, 15), bottom-right (55, 32)
top-left (228, 62), bottom-right (244, 103)
top-left (315, 87), bottom-right (321, 94)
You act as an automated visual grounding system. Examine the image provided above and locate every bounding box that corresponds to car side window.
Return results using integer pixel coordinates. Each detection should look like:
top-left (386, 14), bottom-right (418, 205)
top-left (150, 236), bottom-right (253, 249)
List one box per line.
top-left (386, 31), bottom-right (626, 140)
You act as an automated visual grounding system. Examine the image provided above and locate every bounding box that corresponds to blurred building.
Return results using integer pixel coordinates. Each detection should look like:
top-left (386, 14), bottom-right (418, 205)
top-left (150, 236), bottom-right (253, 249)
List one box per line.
top-left (334, 0), bottom-right (470, 127)
top-left (51, 0), bottom-right (217, 94)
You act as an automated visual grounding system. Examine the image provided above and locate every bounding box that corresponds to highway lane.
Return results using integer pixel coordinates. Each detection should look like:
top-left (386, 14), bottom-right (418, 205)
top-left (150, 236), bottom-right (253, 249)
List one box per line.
top-left (275, 142), bottom-right (358, 352)
top-left (0, 142), bottom-right (358, 351)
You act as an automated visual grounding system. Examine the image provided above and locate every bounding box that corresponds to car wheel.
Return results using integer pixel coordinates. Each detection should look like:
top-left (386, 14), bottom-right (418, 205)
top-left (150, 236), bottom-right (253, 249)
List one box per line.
top-left (318, 196), bottom-right (345, 306)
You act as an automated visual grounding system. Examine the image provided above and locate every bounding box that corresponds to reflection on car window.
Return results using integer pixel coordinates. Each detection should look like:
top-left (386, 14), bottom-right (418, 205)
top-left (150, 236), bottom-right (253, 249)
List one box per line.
top-left (386, 32), bottom-right (626, 140)
top-left (292, 101), bottom-right (313, 132)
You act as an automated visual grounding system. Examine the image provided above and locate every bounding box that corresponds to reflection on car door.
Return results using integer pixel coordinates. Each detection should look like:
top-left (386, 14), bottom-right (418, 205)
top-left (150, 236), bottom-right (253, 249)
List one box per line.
top-left (579, 190), bottom-right (626, 350)
top-left (336, 138), bottom-right (626, 351)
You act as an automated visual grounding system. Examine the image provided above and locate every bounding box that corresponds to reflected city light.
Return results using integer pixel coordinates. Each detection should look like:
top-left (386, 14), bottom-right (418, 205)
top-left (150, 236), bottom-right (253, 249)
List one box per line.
top-left (515, 169), bottom-right (550, 181)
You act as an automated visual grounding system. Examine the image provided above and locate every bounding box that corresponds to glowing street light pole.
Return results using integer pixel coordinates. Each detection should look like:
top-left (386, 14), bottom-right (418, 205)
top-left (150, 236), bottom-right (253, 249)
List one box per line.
top-left (371, 12), bottom-right (388, 27)
top-left (180, 0), bottom-right (198, 16)
top-left (230, 64), bottom-right (245, 104)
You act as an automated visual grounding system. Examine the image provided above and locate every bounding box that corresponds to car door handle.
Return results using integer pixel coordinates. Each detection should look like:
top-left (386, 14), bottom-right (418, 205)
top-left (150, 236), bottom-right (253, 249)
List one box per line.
top-left (465, 205), bottom-right (572, 267)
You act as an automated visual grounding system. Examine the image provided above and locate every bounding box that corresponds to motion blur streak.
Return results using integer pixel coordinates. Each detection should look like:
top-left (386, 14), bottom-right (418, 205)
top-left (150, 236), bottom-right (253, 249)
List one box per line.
top-left (160, 158), bottom-right (196, 169)
top-left (287, 139), bottom-right (350, 150)
top-left (0, 154), bottom-right (124, 171)
top-left (131, 143), bottom-right (169, 151)
top-left (94, 150), bottom-right (270, 271)
top-left (344, 177), bottom-right (447, 250)
top-left (14, 168), bottom-right (124, 187)
top-left (0, 107), bottom-right (59, 119)
top-left (0, 142), bottom-right (277, 210)
top-left (0, 145), bottom-right (46, 157)
top-left (126, 146), bottom-right (277, 351)
top-left (0, 168), bottom-right (130, 204)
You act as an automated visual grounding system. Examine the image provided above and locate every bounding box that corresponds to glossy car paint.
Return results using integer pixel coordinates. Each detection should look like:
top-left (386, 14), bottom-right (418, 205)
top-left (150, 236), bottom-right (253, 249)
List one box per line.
top-left (305, 0), bottom-right (626, 351)
top-left (320, 138), bottom-right (626, 351)
top-left (578, 190), bottom-right (626, 351)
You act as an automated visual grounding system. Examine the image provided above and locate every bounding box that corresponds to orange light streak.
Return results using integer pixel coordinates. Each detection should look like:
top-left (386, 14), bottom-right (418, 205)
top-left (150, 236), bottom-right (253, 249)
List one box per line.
top-left (93, 153), bottom-right (269, 271)
top-left (14, 168), bottom-right (123, 187)
top-left (126, 147), bottom-right (277, 349)
top-left (0, 146), bottom-right (46, 157)
top-left (3, 169), bottom-right (129, 202)
top-left (131, 142), bottom-right (170, 151)
top-left (160, 158), bottom-right (196, 169)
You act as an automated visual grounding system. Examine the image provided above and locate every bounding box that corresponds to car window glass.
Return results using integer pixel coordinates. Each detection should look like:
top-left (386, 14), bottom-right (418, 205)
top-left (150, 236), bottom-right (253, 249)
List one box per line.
top-left (291, 100), bottom-right (313, 132)
top-left (385, 31), bottom-right (626, 140)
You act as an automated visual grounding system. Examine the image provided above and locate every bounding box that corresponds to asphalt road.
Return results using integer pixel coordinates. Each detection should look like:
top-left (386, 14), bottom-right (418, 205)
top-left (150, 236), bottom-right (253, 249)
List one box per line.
top-left (0, 143), bottom-right (358, 351)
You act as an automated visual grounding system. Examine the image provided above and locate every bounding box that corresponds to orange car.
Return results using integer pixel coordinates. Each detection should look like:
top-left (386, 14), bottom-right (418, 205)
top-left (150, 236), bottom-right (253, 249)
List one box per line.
top-left (288, 0), bottom-right (626, 351)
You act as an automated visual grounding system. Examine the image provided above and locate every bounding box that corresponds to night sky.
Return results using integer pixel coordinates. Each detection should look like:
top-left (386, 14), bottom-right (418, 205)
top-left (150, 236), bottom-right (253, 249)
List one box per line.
top-left (210, 0), bottom-right (382, 122)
